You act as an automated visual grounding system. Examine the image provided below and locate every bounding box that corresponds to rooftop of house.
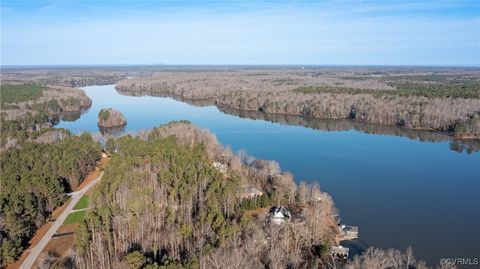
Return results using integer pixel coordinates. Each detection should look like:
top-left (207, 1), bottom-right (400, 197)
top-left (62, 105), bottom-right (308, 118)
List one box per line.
top-left (269, 205), bottom-right (291, 220)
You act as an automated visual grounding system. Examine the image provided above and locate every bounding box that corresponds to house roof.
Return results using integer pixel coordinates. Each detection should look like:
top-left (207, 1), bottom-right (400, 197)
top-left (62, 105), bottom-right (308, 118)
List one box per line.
top-left (269, 205), bottom-right (291, 219)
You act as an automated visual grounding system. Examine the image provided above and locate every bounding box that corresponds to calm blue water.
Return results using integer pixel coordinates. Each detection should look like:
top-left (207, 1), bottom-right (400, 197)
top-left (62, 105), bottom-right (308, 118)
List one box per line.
top-left (58, 85), bottom-right (480, 265)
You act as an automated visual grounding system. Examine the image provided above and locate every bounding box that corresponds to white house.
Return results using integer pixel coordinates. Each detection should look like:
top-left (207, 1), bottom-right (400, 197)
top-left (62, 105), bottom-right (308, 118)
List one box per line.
top-left (268, 205), bottom-right (291, 224)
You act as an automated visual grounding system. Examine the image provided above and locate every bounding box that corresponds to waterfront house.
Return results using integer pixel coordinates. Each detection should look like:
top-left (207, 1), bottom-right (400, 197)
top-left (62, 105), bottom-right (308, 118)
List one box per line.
top-left (268, 205), bottom-right (291, 224)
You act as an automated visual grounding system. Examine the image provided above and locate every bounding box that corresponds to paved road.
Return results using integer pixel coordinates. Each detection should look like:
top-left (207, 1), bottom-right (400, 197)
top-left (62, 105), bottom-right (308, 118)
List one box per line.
top-left (19, 172), bottom-right (103, 269)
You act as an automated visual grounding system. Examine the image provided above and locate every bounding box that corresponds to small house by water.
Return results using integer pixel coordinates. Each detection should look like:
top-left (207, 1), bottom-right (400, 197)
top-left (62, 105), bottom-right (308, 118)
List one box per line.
top-left (268, 206), bottom-right (291, 224)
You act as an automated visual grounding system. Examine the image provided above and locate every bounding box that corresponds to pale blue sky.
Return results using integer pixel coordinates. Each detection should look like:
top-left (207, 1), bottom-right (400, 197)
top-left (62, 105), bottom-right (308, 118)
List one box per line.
top-left (1, 0), bottom-right (479, 66)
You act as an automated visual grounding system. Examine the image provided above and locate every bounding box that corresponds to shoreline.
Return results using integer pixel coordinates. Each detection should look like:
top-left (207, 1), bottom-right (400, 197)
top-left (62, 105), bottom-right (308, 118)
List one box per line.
top-left (115, 85), bottom-right (480, 140)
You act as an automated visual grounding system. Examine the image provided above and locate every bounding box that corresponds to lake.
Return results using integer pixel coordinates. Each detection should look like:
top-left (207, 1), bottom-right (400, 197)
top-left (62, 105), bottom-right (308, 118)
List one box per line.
top-left (57, 84), bottom-right (480, 266)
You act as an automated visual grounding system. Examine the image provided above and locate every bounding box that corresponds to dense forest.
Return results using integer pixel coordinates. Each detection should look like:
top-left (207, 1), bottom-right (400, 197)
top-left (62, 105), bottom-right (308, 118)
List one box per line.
top-left (0, 134), bottom-right (102, 265)
top-left (0, 84), bottom-right (46, 106)
top-left (65, 121), bottom-right (338, 268)
top-left (0, 83), bottom-right (102, 266)
top-left (115, 68), bottom-right (480, 138)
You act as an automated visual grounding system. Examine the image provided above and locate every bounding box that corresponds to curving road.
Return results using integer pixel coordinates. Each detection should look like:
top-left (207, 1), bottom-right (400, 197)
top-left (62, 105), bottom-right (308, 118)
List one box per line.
top-left (19, 172), bottom-right (103, 269)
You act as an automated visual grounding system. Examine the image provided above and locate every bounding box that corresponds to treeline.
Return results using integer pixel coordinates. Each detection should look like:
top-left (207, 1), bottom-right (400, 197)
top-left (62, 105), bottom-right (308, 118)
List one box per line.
top-left (66, 76), bottom-right (125, 88)
top-left (1, 69), bottom-right (127, 88)
top-left (116, 70), bottom-right (480, 138)
top-left (0, 133), bottom-right (102, 265)
top-left (217, 90), bottom-right (480, 137)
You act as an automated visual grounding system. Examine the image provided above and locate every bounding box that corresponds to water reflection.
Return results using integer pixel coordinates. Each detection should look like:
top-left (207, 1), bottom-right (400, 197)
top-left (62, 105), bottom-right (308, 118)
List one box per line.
top-left (117, 87), bottom-right (480, 154)
top-left (116, 87), bottom-right (215, 107)
top-left (217, 106), bottom-right (480, 154)
top-left (98, 125), bottom-right (126, 136)
top-left (51, 110), bottom-right (82, 125)
top-left (60, 111), bottom-right (82, 122)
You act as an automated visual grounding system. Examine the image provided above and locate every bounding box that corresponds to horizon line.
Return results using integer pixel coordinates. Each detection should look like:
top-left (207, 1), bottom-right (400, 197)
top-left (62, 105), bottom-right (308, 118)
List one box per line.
top-left (2, 63), bottom-right (479, 69)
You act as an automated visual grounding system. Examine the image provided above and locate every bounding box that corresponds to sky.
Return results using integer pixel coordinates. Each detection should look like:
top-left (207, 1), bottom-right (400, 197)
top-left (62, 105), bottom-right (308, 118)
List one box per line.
top-left (1, 0), bottom-right (479, 66)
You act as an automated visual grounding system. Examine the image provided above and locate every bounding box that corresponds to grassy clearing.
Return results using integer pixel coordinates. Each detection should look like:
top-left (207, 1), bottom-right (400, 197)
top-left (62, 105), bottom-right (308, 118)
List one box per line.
top-left (64, 211), bottom-right (86, 225)
top-left (73, 195), bottom-right (90, 210)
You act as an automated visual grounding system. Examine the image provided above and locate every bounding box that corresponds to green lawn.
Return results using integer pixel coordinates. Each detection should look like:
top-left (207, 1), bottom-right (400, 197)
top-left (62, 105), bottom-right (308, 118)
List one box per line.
top-left (73, 194), bottom-right (90, 210)
top-left (64, 211), bottom-right (86, 225)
